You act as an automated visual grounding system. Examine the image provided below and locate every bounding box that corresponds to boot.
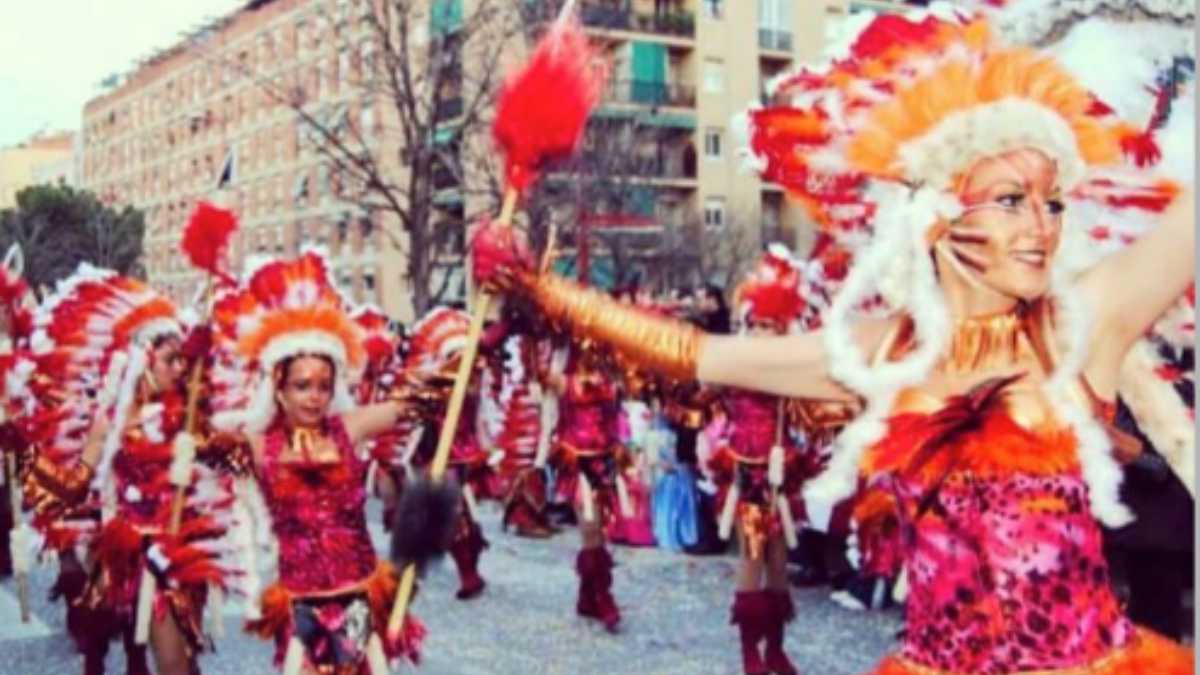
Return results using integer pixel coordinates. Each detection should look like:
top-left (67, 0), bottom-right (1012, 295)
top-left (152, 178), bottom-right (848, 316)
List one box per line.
top-left (764, 590), bottom-right (799, 675)
top-left (83, 640), bottom-right (109, 675)
top-left (450, 516), bottom-right (487, 600)
top-left (731, 591), bottom-right (770, 675)
top-left (576, 547), bottom-right (619, 633)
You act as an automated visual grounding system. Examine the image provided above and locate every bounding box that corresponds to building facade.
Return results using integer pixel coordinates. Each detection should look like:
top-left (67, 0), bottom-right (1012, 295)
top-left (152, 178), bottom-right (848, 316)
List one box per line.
top-left (0, 131), bottom-right (76, 209)
top-left (79, 0), bottom-right (929, 317)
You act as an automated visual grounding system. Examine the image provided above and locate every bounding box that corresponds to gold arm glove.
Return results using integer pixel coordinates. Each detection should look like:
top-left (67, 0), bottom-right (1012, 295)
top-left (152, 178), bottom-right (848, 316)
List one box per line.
top-left (517, 272), bottom-right (704, 382)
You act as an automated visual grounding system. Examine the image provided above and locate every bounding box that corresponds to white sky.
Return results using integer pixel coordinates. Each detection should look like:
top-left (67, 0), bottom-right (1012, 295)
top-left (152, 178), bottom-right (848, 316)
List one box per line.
top-left (0, 0), bottom-right (245, 148)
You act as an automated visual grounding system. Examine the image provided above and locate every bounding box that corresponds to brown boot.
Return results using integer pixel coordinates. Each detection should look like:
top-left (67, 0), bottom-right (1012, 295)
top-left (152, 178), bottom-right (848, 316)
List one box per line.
top-left (450, 515), bottom-right (488, 600)
top-left (731, 591), bottom-right (770, 675)
top-left (764, 590), bottom-right (799, 675)
top-left (504, 500), bottom-right (556, 538)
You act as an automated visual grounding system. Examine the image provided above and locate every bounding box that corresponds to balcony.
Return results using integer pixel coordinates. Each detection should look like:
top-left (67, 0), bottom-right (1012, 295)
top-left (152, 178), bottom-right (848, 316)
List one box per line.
top-left (758, 29), bottom-right (793, 53)
top-left (604, 79), bottom-right (696, 108)
top-left (541, 1), bottom-right (695, 39)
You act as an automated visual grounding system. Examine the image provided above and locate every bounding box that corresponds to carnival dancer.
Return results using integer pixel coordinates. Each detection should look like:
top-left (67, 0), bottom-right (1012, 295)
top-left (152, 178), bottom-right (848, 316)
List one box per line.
top-left (710, 248), bottom-right (809, 675)
top-left (401, 306), bottom-right (499, 601)
top-left (479, 309), bottom-right (553, 539)
top-left (209, 253), bottom-right (437, 675)
top-left (542, 339), bottom-right (630, 632)
top-left (470, 4), bottom-right (1196, 672)
top-left (24, 266), bottom-right (234, 675)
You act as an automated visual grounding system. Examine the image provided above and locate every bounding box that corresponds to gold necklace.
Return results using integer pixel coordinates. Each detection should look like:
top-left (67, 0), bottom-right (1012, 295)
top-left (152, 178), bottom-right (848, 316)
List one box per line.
top-left (940, 308), bottom-right (1029, 375)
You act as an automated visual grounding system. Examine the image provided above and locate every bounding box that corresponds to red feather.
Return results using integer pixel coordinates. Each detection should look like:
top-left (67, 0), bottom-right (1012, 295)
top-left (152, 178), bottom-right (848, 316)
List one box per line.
top-left (492, 14), bottom-right (607, 195)
top-left (182, 202), bottom-right (239, 285)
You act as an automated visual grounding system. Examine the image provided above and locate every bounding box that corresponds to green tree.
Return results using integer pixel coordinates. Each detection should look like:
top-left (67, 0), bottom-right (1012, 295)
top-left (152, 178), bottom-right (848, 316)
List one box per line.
top-left (0, 184), bottom-right (145, 296)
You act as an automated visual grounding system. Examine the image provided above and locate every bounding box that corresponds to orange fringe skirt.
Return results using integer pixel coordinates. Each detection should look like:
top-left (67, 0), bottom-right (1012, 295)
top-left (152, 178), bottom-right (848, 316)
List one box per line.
top-left (245, 561), bottom-right (426, 673)
top-left (872, 628), bottom-right (1193, 675)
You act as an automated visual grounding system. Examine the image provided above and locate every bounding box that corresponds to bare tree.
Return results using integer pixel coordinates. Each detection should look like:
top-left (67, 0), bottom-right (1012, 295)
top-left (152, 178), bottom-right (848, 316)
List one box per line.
top-left (204, 0), bottom-right (525, 314)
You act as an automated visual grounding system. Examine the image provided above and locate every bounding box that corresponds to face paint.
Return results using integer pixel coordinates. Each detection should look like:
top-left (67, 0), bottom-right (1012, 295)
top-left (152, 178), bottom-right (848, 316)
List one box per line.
top-left (938, 148), bottom-right (1065, 303)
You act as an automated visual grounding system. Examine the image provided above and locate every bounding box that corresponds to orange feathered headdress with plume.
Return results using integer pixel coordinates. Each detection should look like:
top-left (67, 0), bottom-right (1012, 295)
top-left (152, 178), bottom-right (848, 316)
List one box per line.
top-left (740, 7), bottom-right (1134, 235)
top-left (209, 253), bottom-right (365, 433)
top-left (213, 252), bottom-right (365, 373)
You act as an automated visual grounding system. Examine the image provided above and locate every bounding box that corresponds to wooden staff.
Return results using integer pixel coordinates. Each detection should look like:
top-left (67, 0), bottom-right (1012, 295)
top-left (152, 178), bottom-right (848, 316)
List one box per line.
top-left (387, 190), bottom-right (518, 641)
top-left (168, 279), bottom-right (213, 534)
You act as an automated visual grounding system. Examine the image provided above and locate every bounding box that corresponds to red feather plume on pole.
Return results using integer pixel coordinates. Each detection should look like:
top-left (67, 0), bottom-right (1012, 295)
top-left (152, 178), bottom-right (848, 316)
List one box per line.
top-left (181, 202), bottom-right (239, 286)
top-left (491, 4), bottom-right (608, 197)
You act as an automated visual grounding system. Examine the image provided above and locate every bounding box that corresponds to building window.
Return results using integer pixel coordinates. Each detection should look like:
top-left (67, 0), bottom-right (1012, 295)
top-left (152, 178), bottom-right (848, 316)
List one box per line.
top-left (704, 128), bottom-right (722, 159)
top-left (704, 197), bottom-right (725, 227)
top-left (703, 0), bottom-right (723, 19)
top-left (362, 270), bottom-right (376, 291)
top-left (703, 59), bottom-right (724, 94)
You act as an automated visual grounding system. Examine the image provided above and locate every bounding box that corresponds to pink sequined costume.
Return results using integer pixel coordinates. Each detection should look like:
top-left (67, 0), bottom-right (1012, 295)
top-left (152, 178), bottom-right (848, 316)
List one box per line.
top-left (247, 416), bottom-right (424, 674)
top-left (552, 349), bottom-right (626, 631)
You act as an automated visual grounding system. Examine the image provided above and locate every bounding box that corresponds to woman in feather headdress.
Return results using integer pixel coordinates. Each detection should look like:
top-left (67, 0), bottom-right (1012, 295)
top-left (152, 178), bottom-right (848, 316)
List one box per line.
top-left (208, 253), bottom-right (437, 675)
top-left (472, 3), bottom-right (1195, 673)
top-left (23, 266), bottom-right (232, 675)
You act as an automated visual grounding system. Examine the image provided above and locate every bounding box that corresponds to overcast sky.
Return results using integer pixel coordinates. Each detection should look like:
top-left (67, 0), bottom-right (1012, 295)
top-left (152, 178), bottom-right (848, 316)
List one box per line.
top-left (0, 0), bottom-right (245, 148)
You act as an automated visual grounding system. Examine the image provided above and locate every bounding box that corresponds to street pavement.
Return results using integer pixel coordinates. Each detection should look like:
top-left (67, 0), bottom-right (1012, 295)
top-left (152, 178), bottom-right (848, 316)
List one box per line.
top-left (0, 504), bottom-right (901, 675)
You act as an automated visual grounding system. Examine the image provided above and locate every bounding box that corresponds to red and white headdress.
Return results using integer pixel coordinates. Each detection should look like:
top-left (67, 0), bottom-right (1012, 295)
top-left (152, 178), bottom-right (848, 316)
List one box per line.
top-left (404, 306), bottom-right (470, 376)
top-left (31, 264), bottom-right (183, 488)
top-left (210, 252), bottom-right (364, 433)
top-left (739, 2), bottom-right (1193, 525)
top-left (733, 244), bottom-right (805, 333)
top-left (352, 305), bottom-right (397, 369)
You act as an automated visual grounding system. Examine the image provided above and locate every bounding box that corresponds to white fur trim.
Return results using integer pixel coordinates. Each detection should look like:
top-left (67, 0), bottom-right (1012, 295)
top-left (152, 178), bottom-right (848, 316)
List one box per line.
top-left (169, 432), bottom-right (197, 487)
top-left (93, 347), bottom-right (149, 490)
top-left (897, 100), bottom-right (1088, 191)
top-left (259, 331), bottom-right (351, 373)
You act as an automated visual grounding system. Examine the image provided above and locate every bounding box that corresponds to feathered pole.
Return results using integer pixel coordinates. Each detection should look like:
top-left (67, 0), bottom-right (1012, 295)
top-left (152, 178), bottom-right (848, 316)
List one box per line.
top-left (386, 0), bottom-right (606, 642)
top-left (136, 202), bottom-right (238, 645)
top-left (169, 202), bottom-right (239, 532)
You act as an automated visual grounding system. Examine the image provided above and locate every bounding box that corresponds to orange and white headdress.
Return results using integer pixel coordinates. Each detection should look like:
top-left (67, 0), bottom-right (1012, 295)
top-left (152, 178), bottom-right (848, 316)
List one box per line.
top-left (31, 264), bottom-right (183, 488)
top-left (211, 252), bottom-right (364, 433)
top-left (739, 2), bottom-right (1193, 525)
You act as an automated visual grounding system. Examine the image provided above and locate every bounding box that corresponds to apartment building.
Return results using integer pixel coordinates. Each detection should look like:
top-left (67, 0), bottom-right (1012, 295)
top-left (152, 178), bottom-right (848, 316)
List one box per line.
top-left (81, 0), bottom-right (399, 313)
top-left (0, 131), bottom-right (76, 208)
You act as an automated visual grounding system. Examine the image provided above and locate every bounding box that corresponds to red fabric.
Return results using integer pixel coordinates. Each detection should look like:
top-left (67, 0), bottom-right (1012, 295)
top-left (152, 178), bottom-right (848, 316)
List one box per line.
top-left (492, 17), bottom-right (606, 195)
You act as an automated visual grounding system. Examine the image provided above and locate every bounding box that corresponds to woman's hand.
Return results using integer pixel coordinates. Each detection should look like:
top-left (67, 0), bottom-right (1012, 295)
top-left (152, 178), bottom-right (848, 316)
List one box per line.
top-left (81, 414), bottom-right (111, 469)
top-left (468, 217), bottom-right (534, 294)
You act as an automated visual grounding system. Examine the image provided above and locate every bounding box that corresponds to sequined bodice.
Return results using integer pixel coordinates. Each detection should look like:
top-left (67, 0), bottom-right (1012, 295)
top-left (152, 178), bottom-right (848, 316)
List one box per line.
top-left (558, 375), bottom-right (617, 450)
top-left (258, 417), bottom-right (377, 593)
top-left (725, 390), bottom-right (778, 459)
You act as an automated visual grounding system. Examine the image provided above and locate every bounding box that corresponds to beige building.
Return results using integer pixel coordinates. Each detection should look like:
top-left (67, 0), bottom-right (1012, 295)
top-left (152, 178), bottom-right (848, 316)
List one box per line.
top-left (79, 0), bottom-right (926, 318)
top-left (0, 131), bottom-right (76, 209)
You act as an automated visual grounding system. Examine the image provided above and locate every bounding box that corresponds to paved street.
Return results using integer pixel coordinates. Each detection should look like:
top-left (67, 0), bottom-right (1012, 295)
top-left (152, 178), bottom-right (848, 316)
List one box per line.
top-left (0, 505), bottom-right (901, 675)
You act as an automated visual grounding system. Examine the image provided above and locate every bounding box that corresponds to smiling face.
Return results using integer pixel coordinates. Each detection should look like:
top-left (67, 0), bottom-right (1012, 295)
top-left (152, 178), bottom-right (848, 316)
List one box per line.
top-left (939, 148), bottom-right (1066, 305)
top-left (275, 355), bottom-right (335, 428)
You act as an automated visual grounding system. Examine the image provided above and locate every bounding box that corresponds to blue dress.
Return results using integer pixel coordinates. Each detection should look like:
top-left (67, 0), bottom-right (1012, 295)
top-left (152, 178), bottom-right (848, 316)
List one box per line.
top-left (650, 420), bottom-right (700, 552)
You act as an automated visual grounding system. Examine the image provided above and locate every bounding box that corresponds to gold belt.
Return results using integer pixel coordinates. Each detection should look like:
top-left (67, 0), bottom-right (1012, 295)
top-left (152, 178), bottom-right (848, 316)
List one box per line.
top-left (559, 440), bottom-right (610, 458)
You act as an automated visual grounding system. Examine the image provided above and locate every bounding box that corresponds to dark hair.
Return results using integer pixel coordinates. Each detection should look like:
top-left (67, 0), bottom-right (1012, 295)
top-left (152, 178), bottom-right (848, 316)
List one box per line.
top-left (699, 284), bottom-right (731, 334)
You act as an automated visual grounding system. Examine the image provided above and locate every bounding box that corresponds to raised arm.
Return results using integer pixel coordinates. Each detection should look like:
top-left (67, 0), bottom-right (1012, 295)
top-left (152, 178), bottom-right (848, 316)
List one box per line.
top-left (1081, 187), bottom-right (1194, 378)
top-left (515, 273), bottom-right (861, 401)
